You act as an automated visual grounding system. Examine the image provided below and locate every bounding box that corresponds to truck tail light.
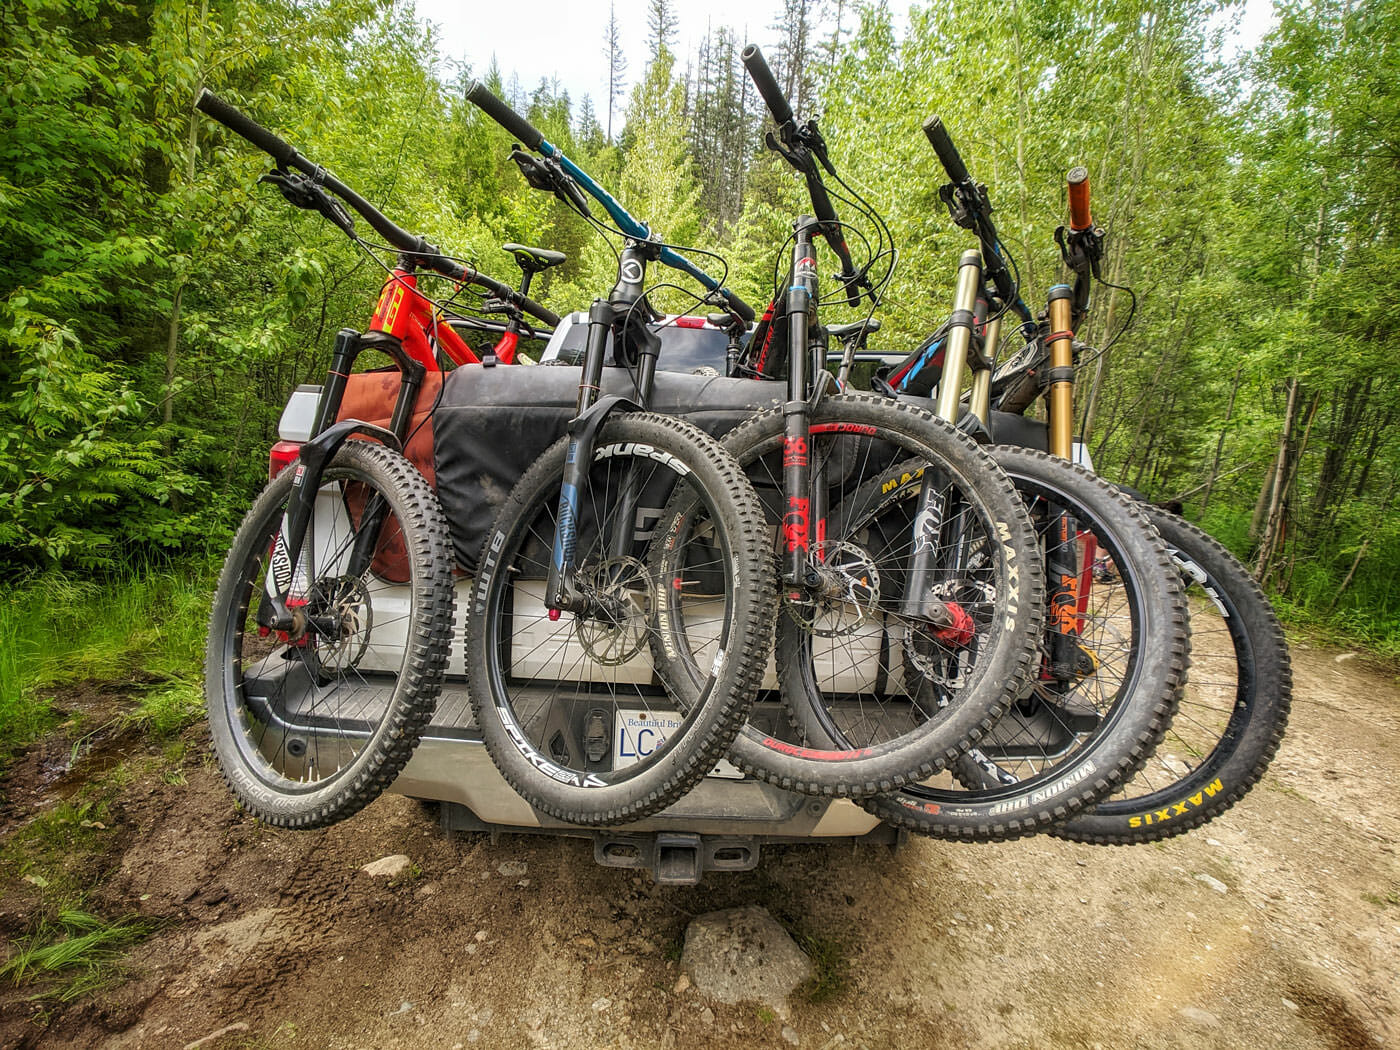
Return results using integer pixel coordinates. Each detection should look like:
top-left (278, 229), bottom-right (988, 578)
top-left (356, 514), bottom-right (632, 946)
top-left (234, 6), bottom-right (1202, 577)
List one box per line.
top-left (269, 440), bottom-right (302, 479)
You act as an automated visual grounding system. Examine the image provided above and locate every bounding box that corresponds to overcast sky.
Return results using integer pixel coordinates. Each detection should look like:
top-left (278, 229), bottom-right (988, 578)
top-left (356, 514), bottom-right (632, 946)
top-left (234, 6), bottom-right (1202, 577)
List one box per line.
top-left (413, 0), bottom-right (1278, 123)
top-left (415, 0), bottom-right (793, 109)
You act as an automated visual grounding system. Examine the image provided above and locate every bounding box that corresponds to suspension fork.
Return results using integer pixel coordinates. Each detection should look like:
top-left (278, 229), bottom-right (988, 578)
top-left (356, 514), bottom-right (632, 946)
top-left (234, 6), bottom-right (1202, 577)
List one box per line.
top-left (547, 243), bottom-right (657, 613)
top-left (1044, 283), bottom-right (1083, 680)
top-left (900, 251), bottom-right (983, 625)
top-left (781, 218), bottom-right (820, 595)
top-left (264, 329), bottom-right (418, 633)
top-left (969, 299), bottom-right (999, 426)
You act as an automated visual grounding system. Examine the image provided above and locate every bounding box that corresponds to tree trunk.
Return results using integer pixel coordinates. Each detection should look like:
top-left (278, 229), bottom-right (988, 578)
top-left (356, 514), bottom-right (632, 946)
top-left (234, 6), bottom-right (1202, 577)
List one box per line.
top-left (1254, 376), bottom-right (1300, 575)
top-left (1199, 364), bottom-right (1243, 515)
top-left (1257, 384), bottom-right (1320, 586)
top-left (1327, 536), bottom-right (1371, 613)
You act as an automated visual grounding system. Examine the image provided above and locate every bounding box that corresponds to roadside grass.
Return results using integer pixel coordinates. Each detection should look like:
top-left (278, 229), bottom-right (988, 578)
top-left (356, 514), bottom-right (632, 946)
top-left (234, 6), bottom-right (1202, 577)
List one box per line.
top-left (0, 563), bottom-right (213, 760)
top-left (0, 908), bottom-right (158, 1003)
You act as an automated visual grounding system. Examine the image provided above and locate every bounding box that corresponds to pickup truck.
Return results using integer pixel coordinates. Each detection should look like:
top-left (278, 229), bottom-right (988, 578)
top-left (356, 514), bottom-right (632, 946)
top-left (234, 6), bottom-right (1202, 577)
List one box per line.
top-left (271, 320), bottom-right (906, 885)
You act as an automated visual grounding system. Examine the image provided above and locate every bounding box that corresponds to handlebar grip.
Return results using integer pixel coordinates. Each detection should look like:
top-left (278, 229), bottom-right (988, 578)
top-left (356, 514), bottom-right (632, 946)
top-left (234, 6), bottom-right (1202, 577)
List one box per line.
top-left (517, 294), bottom-right (560, 328)
top-left (465, 81), bottom-right (544, 152)
top-left (922, 116), bottom-right (971, 185)
top-left (1067, 166), bottom-right (1092, 231)
top-left (196, 90), bottom-right (300, 168)
top-left (741, 45), bottom-right (794, 126)
top-left (724, 292), bottom-right (756, 325)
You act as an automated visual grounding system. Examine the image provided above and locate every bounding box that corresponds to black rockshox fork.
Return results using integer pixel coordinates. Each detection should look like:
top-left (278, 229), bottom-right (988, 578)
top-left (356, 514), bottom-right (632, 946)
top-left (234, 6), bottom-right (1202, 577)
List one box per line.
top-left (264, 326), bottom-right (423, 637)
top-left (545, 239), bottom-right (662, 613)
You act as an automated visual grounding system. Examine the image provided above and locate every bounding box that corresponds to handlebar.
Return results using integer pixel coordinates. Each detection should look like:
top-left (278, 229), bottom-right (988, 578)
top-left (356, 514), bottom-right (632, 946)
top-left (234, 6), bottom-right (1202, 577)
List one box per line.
top-left (196, 90), bottom-right (558, 327)
top-left (1067, 166), bottom-right (1092, 231)
top-left (740, 45), bottom-right (794, 127)
top-left (1057, 166), bottom-right (1102, 323)
top-left (740, 45), bottom-right (862, 307)
top-left (922, 117), bottom-right (971, 186)
top-left (465, 81), bottom-right (544, 152)
top-left (466, 81), bottom-right (754, 325)
top-left (921, 114), bottom-right (1029, 325)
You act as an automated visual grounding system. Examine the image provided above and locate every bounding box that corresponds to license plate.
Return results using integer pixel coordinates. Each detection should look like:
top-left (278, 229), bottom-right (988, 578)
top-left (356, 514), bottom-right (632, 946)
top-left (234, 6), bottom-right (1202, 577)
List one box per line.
top-left (614, 708), bottom-right (744, 780)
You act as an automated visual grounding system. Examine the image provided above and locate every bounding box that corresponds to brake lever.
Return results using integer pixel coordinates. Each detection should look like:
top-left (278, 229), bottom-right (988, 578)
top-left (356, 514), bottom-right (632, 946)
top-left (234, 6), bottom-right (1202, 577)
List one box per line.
top-left (259, 169), bottom-right (355, 235)
top-left (1055, 224), bottom-right (1105, 279)
top-left (939, 180), bottom-right (993, 233)
top-left (509, 148), bottom-right (592, 218)
top-left (802, 121), bottom-right (837, 176)
top-left (480, 297), bottom-right (518, 317)
top-left (764, 130), bottom-right (806, 172)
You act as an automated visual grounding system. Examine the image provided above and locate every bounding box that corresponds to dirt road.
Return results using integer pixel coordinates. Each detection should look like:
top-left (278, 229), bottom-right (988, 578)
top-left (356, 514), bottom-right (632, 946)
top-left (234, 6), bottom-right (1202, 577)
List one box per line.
top-left (0, 639), bottom-right (1396, 1050)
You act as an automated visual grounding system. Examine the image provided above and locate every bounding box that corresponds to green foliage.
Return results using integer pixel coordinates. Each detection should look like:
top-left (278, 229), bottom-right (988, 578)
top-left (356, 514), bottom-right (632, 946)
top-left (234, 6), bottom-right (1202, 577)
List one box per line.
top-left (0, 564), bottom-right (210, 755)
top-left (796, 930), bottom-right (850, 1003)
top-left (0, 0), bottom-right (1396, 648)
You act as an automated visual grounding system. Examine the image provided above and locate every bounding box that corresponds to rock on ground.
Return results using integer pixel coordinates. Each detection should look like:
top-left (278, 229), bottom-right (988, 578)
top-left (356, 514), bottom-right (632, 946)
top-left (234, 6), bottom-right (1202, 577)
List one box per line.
top-left (681, 905), bottom-right (812, 1018)
top-left (360, 854), bottom-right (411, 878)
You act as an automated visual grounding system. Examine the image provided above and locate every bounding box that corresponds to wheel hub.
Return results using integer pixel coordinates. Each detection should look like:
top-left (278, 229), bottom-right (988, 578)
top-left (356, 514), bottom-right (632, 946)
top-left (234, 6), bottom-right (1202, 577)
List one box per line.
top-left (314, 574), bottom-right (373, 674)
top-left (574, 557), bottom-right (650, 665)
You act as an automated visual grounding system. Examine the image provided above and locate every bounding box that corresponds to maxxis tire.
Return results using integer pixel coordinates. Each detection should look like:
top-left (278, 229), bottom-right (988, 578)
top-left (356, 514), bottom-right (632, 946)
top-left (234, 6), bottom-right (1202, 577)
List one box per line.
top-left (719, 394), bottom-right (1045, 797)
top-left (1052, 507), bottom-right (1291, 844)
top-left (861, 447), bottom-right (1190, 841)
top-left (204, 440), bottom-right (455, 829)
top-left (465, 412), bottom-right (776, 826)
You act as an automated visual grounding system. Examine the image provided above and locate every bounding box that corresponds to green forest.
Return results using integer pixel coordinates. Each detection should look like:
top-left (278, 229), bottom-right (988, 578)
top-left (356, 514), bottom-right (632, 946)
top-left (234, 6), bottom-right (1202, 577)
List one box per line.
top-left (2, 0), bottom-right (1397, 752)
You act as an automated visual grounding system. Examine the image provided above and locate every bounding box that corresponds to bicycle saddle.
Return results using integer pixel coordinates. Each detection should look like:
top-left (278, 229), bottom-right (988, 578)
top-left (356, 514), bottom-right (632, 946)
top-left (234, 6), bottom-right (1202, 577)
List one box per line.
top-left (503, 243), bottom-right (567, 274)
top-left (826, 318), bottom-right (881, 341)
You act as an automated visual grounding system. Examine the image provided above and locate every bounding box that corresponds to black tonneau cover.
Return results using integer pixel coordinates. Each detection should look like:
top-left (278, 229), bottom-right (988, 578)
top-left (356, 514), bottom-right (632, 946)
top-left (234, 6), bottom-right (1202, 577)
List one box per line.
top-left (432, 364), bottom-right (780, 570)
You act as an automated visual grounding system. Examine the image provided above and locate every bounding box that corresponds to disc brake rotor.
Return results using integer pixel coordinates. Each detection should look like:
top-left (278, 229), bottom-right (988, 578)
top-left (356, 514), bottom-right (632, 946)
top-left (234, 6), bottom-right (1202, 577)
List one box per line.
top-left (785, 541), bottom-right (882, 637)
top-left (315, 574), bottom-right (373, 675)
top-left (903, 577), bottom-right (994, 685)
top-left (574, 556), bottom-right (650, 666)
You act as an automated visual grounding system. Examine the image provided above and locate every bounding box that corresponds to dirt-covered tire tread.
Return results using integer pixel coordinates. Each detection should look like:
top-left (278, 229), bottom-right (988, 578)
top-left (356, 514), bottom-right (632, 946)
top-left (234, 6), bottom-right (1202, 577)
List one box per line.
top-left (204, 440), bottom-right (456, 829)
top-left (861, 448), bottom-right (1190, 841)
top-left (719, 395), bottom-right (1046, 797)
top-left (1050, 507), bottom-right (1291, 845)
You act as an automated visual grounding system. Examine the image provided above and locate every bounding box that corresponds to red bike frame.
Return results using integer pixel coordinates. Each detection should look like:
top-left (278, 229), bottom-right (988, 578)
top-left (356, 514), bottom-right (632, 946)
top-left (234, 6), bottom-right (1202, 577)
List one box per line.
top-left (368, 267), bottom-right (522, 370)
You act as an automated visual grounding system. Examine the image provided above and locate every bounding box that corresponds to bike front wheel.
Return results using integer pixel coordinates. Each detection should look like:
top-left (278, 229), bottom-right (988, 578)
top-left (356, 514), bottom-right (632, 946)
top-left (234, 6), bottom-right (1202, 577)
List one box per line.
top-left (717, 395), bottom-right (1046, 797)
top-left (204, 440), bottom-right (455, 828)
top-left (859, 447), bottom-right (1189, 840)
top-left (465, 412), bottom-right (776, 826)
top-left (1052, 507), bottom-right (1291, 844)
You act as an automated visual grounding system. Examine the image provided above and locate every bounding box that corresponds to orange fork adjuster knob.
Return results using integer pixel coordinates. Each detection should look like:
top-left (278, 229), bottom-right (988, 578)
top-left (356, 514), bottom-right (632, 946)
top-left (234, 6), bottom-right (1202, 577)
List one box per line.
top-left (1067, 166), bottom-right (1092, 231)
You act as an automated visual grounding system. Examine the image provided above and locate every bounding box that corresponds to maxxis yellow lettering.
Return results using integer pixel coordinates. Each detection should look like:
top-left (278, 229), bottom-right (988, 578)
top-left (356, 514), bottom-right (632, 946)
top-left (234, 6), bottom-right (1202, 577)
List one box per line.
top-left (881, 467), bottom-right (924, 495)
top-left (1127, 778), bottom-right (1224, 827)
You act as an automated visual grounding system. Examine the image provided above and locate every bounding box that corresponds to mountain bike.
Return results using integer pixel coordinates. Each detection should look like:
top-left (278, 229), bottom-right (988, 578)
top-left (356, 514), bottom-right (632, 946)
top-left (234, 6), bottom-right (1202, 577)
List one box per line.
top-left (196, 90), bottom-right (531, 827)
top-left (858, 118), bottom-right (1284, 842)
top-left (721, 62), bottom-right (1188, 838)
top-left (467, 76), bottom-right (1045, 799)
top-left (456, 85), bottom-right (790, 825)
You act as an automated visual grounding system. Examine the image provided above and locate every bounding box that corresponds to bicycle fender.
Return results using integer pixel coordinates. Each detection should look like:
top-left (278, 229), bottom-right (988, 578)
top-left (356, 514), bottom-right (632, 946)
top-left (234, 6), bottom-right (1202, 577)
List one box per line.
top-left (261, 419), bottom-right (404, 629)
top-left (564, 394), bottom-right (643, 469)
top-left (297, 419), bottom-right (403, 488)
